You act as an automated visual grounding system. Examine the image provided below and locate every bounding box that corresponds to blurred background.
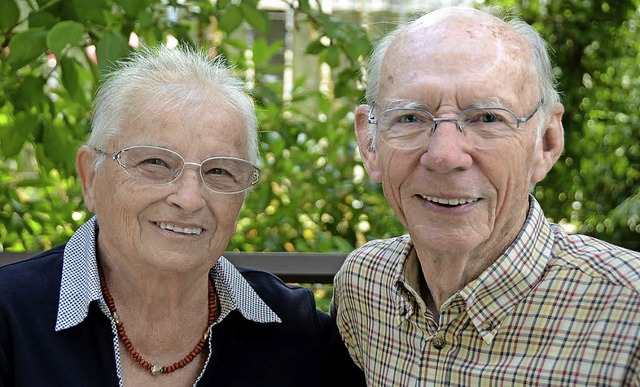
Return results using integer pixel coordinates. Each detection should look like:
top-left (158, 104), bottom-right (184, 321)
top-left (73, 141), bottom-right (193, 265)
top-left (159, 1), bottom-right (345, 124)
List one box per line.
top-left (1, 0), bottom-right (639, 309)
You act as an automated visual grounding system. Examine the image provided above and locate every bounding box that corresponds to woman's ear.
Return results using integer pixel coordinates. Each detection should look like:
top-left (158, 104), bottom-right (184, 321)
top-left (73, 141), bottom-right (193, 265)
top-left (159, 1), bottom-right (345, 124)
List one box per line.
top-left (76, 145), bottom-right (98, 212)
top-left (531, 103), bottom-right (565, 184)
top-left (355, 105), bottom-right (383, 183)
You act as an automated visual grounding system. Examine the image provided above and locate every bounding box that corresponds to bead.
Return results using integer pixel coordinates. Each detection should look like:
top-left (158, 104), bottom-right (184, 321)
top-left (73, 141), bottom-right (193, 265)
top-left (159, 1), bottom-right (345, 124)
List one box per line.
top-left (98, 261), bottom-right (218, 376)
top-left (151, 364), bottom-right (163, 376)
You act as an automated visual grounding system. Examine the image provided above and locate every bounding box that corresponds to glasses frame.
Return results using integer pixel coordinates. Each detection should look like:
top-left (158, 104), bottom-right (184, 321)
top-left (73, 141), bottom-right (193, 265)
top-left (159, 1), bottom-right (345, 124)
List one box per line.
top-left (94, 145), bottom-right (260, 194)
top-left (368, 99), bottom-right (545, 136)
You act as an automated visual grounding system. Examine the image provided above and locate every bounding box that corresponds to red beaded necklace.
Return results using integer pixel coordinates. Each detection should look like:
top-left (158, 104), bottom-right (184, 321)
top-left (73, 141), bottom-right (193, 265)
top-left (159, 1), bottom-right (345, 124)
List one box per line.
top-left (98, 264), bottom-right (217, 376)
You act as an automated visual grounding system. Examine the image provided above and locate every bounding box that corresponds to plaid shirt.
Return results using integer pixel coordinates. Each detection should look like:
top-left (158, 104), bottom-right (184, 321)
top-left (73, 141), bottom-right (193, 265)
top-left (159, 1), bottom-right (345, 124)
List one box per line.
top-left (331, 196), bottom-right (640, 386)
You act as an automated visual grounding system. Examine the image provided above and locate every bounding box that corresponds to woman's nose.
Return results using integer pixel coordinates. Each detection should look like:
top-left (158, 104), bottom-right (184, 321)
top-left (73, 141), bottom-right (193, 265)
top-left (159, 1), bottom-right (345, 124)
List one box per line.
top-left (166, 167), bottom-right (207, 212)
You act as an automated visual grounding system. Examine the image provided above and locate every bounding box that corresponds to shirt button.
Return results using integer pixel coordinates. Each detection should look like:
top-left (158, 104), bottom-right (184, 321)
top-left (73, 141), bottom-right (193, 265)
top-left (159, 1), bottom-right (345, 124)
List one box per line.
top-left (482, 321), bottom-right (494, 331)
top-left (432, 332), bottom-right (445, 350)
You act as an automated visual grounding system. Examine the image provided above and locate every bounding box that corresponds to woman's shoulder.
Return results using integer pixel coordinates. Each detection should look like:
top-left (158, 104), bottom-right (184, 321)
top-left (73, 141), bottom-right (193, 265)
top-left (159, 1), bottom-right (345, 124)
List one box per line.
top-left (0, 245), bottom-right (65, 297)
top-left (236, 266), bottom-right (317, 308)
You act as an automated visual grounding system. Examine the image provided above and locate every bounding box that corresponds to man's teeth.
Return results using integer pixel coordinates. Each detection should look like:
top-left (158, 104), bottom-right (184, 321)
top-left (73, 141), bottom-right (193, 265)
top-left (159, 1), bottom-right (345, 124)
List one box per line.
top-left (421, 196), bottom-right (478, 205)
top-left (158, 222), bottom-right (203, 235)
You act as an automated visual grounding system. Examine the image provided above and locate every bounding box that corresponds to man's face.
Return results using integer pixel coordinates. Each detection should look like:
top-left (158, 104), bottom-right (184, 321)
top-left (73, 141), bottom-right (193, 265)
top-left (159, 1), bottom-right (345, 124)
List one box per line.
top-left (356, 10), bottom-right (562, 259)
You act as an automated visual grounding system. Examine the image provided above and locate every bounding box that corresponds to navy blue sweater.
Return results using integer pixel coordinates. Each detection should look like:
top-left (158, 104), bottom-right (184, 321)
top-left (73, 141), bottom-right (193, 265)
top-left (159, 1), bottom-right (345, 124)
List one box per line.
top-left (0, 245), bottom-right (365, 386)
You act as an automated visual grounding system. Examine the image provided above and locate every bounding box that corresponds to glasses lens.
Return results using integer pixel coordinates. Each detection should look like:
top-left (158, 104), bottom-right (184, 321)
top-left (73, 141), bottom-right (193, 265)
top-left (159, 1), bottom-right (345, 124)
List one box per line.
top-left (117, 146), bottom-right (183, 184)
top-left (459, 108), bottom-right (521, 145)
top-left (200, 157), bottom-right (258, 193)
top-left (378, 108), bottom-right (434, 149)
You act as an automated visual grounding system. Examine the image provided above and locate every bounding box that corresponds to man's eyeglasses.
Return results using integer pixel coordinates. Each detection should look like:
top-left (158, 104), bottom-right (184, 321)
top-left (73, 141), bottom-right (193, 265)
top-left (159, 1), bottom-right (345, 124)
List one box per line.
top-left (368, 99), bottom-right (544, 150)
top-left (95, 146), bottom-right (259, 194)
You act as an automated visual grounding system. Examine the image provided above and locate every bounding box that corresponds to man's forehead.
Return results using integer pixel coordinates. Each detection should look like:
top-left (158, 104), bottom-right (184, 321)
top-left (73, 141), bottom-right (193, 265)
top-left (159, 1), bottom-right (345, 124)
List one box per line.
top-left (380, 9), bottom-right (530, 83)
top-left (395, 9), bottom-right (520, 55)
top-left (409, 6), bottom-right (503, 31)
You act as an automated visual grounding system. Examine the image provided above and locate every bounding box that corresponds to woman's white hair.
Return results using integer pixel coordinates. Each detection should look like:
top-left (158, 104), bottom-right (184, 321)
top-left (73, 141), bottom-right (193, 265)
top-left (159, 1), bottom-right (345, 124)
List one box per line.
top-left (87, 44), bottom-right (259, 166)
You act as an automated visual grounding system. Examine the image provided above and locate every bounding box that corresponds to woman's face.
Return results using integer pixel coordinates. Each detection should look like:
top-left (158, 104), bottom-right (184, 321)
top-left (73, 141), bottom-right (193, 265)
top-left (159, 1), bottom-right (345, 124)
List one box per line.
top-left (79, 92), bottom-right (251, 274)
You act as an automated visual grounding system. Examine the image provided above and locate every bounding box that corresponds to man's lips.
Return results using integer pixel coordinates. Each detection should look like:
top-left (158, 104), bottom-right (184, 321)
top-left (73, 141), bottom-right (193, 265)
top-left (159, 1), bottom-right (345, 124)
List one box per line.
top-left (418, 195), bottom-right (479, 206)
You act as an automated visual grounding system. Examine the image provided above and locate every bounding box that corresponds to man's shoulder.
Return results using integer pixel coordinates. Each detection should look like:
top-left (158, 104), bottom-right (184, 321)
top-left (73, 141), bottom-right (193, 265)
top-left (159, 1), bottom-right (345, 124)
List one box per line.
top-left (550, 229), bottom-right (640, 293)
top-left (335, 235), bottom-right (410, 285)
top-left (349, 234), bottom-right (412, 257)
top-left (347, 235), bottom-right (411, 261)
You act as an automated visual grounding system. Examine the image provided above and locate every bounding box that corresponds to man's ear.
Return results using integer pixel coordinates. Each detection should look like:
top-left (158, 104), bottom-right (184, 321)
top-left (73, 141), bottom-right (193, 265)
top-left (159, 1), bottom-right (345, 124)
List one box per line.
top-left (76, 145), bottom-right (98, 212)
top-left (531, 103), bottom-right (565, 184)
top-left (355, 104), bottom-right (383, 183)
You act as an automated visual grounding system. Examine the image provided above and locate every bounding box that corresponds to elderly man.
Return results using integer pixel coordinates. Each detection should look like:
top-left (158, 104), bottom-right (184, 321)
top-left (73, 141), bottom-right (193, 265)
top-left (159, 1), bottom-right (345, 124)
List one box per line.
top-left (331, 6), bottom-right (640, 386)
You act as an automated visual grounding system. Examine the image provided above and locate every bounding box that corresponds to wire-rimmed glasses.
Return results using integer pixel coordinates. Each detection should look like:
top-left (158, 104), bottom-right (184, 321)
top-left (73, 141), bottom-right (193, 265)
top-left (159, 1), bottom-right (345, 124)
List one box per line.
top-left (368, 99), bottom-right (544, 150)
top-left (95, 145), bottom-right (259, 194)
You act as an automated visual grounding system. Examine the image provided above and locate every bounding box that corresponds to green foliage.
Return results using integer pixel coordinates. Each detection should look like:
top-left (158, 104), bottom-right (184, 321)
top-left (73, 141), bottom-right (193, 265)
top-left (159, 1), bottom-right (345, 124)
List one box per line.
top-left (508, 0), bottom-right (640, 250)
top-left (1, 0), bottom-right (639, 258)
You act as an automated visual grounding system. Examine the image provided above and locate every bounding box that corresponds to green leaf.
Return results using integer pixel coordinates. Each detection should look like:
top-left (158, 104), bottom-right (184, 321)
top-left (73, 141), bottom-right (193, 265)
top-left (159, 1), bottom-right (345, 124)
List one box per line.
top-left (95, 29), bottom-right (131, 74)
top-left (60, 57), bottom-right (80, 100)
top-left (136, 9), bottom-right (154, 28)
top-left (252, 38), bottom-right (282, 67)
top-left (320, 47), bottom-right (340, 68)
top-left (297, 0), bottom-right (311, 12)
top-left (240, 3), bottom-right (270, 34)
top-left (216, 0), bottom-right (232, 9)
top-left (41, 121), bottom-right (76, 174)
top-left (218, 5), bottom-right (243, 34)
top-left (0, 111), bottom-right (39, 157)
top-left (118, 0), bottom-right (153, 17)
top-left (14, 76), bottom-right (46, 111)
top-left (305, 39), bottom-right (326, 55)
top-left (0, 0), bottom-right (19, 30)
top-left (71, 0), bottom-right (107, 24)
top-left (47, 21), bottom-right (85, 58)
top-left (27, 11), bottom-right (58, 29)
top-left (7, 29), bottom-right (48, 69)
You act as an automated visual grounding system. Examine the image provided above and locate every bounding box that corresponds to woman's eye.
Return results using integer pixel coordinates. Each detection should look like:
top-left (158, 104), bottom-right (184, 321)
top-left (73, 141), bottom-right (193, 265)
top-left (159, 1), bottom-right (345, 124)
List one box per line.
top-left (143, 158), bottom-right (168, 167)
top-left (205, 167), bottom-right (231, 176)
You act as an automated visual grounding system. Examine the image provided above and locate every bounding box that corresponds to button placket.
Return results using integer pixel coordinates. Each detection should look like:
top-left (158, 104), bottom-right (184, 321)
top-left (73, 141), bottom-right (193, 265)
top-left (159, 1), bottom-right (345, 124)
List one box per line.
top-left (432, 330), bottom-right (446, 350)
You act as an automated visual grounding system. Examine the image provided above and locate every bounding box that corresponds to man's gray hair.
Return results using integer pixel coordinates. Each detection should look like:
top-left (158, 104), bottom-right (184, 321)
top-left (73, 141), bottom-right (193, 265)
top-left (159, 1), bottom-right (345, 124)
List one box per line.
top-left (364, 8), bottom-right (561, 143)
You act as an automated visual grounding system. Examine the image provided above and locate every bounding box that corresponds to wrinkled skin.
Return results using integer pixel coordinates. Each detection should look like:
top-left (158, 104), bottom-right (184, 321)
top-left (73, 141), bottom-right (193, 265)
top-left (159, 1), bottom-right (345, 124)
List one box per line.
top-left (76, 88), bottom-right (250, 384)
top-left (355, 7), bottom-right (564, 312)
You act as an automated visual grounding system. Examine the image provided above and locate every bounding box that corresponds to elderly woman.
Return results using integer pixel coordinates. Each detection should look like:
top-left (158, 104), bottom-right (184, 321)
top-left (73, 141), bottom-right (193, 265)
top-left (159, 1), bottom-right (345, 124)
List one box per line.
top-left (0, 45), bottom-right (364, 386)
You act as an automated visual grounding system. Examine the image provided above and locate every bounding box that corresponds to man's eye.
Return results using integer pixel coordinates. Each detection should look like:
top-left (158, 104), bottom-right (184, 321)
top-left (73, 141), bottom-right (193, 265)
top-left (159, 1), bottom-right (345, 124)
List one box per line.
top-left (400, 114), bottom-right (422, 124)
top-left (478, 112), bottom-right (499, 123)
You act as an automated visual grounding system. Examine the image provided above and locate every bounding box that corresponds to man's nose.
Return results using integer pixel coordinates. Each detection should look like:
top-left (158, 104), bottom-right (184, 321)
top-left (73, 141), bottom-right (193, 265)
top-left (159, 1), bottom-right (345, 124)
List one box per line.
top-left (420, 119), bottom-right (473, 173)
top-left (432, 117), bottom-right (464, 134)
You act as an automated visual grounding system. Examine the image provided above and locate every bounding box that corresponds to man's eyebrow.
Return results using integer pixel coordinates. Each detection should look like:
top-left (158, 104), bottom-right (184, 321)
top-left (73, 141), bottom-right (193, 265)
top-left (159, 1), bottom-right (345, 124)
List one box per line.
top-left (467, 97), bottom-right (510, 110)
top-left (381, 97), bottom-right (514, 111)
top-left (383, 98), bottom-right (427, 110)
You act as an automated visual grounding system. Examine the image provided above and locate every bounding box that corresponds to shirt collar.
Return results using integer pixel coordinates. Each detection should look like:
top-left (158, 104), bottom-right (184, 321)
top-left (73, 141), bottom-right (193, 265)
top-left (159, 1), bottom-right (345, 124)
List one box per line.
top-left (457, 195), bottom-right (554, 343)
top-left (55, 216), bottom-right (280, 331)
top-left (395, 196), bottom-right (554, 343)
top-left (55, 217), bottom-right (102, 331)
top-left (212, 257), bottom-right (281, 323)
